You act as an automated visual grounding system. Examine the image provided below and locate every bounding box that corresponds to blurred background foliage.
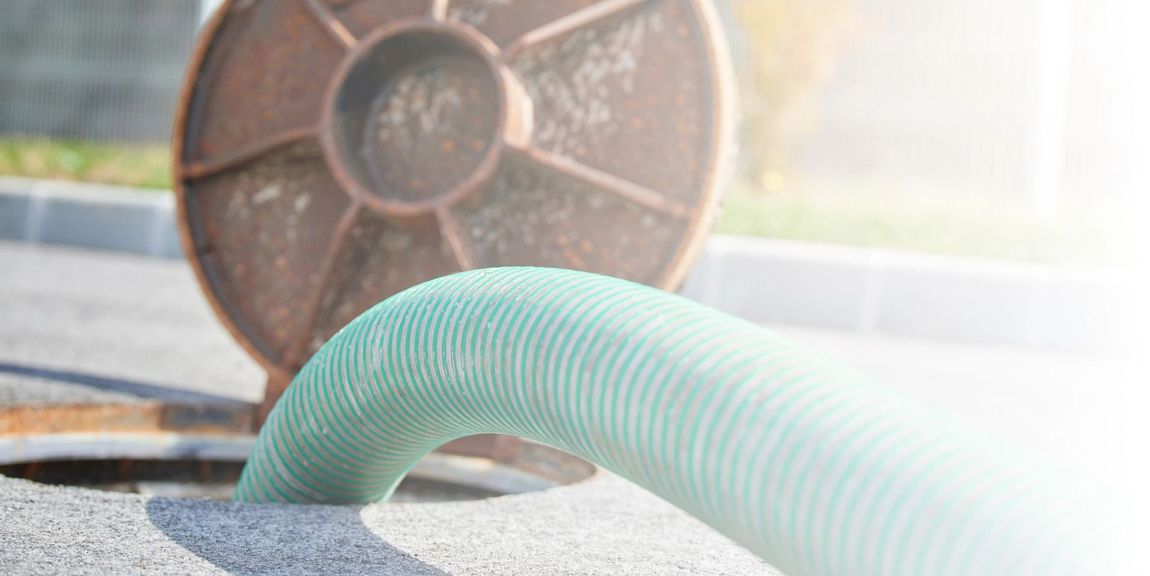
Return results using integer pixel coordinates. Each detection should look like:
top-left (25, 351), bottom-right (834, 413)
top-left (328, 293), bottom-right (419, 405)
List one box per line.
top-left (0, 0), bottom-right (1120, 264)
top-left (0, 139), bottom-right (170, 190)
top-left (731, 0), bottom-right (856, 194)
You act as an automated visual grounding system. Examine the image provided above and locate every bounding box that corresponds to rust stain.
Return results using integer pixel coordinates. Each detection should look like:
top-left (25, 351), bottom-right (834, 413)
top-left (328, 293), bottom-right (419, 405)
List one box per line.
top-left (172, 0), bottom-right (734, 427)
top-left (0, 402), bottom-right (254, 437)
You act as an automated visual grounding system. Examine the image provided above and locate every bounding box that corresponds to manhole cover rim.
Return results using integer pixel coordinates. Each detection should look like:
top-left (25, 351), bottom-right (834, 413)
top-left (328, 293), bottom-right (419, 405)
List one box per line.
top-left (171, 0), bottom-right (736, 381)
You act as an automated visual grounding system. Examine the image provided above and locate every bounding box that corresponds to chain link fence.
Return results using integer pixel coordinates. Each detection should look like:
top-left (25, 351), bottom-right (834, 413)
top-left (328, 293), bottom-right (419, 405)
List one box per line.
top-left (0, 0), bottom-right (1130, 217)
top-left (0, 0), bottom-right (199, 142)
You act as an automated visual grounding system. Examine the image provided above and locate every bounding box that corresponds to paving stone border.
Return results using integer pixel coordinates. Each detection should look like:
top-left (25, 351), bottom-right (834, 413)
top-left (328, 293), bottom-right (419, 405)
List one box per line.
top-left (680, 236), bottom-right (1127, 354)
top-left (1, 177), bottom-right (181, 258)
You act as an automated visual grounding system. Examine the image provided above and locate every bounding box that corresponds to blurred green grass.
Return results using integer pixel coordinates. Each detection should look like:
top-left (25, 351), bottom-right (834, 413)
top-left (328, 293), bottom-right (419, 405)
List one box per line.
top-left (0, 139), bottom-right (1112, 264)
top-left (0, 138), bottom-right (170, 190)
top-left (717, 185), bottom-right (1113, 264)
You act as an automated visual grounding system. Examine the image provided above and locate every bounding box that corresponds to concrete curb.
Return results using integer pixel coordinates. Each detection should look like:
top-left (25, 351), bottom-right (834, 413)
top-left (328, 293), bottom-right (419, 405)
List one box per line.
top-left (0, 177), bottom-right (1125, 353)
top-left (680, 236), bottom-right (1126, 354)
top-left (0, 176), bottom-right (181, 259)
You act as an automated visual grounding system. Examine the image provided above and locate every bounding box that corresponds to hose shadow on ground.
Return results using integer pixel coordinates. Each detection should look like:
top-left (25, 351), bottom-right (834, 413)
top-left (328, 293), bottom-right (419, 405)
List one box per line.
top-left (0, 362), bottom-right (245, 405)
top-left (146, 498), bottom-right (451, 575)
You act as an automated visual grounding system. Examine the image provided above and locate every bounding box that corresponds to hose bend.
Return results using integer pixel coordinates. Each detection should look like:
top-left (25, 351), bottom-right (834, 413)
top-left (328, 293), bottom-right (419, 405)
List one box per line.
top-left (237, 267), bottom-right (1086, 576)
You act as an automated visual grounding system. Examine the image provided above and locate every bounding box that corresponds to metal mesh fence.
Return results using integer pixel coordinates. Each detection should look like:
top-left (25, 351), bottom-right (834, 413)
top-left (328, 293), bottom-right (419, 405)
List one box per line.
top-left (0, 0), bottom-right (1123, 212)
top-left (0, 0), bottom-right (199, 142)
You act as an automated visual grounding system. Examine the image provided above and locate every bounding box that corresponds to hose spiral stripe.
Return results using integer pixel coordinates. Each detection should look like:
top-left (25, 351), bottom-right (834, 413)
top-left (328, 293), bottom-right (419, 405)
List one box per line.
top-left (238, 267), bottom-right (1086, 576)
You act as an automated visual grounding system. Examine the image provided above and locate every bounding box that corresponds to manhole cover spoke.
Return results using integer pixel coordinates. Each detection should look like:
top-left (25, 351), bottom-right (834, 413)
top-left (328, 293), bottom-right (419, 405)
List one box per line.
top-left (453, 0), bottom-right (651, 52)
top-left (502, 143), bottom-right (692, 219)
top-left (189, 142), bottom-right (352, 365)
top-left (300, 0), bottom-right (360, 50)
top-left (182, 128), bottom-right (321, 182)
top-left (174, 0), bottom-right (733, 414)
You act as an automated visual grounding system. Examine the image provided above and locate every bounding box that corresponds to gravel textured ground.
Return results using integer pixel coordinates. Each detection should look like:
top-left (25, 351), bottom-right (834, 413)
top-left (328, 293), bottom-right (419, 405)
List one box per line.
top-left (0, 241), bottom-right (1141, 574)
top-left (0, 473), bottom-right (778, 575)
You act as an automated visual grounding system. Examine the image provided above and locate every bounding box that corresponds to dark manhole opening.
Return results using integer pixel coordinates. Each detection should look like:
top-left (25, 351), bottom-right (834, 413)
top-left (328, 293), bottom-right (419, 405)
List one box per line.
top-left (1, 437), bottom-right (597, 503)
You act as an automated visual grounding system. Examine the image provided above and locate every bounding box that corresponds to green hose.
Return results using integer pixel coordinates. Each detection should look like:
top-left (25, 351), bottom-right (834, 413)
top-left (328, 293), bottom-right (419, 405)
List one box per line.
top-left (237, 267), bottom-right (1089, 576)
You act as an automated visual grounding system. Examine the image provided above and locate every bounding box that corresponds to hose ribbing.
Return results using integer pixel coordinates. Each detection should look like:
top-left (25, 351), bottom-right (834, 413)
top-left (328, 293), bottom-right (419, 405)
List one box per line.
top-left (237, 267), bottom-right (1087, 576)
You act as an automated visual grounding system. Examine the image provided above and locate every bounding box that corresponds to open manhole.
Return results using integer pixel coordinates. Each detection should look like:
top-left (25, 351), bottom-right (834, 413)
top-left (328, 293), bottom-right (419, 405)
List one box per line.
top-left (0, 436), bottom-right (596, 503)
top-left (0, 369), bottom-right (595, 502)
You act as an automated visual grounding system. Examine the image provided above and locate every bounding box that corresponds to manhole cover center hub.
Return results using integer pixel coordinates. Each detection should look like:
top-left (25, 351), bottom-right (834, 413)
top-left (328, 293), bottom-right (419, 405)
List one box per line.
top-left (323, 22), bottom-right (516, 213)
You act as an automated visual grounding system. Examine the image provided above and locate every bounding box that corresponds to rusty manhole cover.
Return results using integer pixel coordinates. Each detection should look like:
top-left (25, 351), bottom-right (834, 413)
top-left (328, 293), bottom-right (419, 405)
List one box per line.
top-left (173, 0), bottom-right (734, 410)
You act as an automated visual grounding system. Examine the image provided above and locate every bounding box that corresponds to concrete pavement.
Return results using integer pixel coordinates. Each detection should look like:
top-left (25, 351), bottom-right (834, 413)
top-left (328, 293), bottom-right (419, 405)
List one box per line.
top-left (0, 241), bottom-right (1142, 574)
top-left (0, 472), bottom-right (779, 576)
top-left (1, 241), bottom-right (1137, 471)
